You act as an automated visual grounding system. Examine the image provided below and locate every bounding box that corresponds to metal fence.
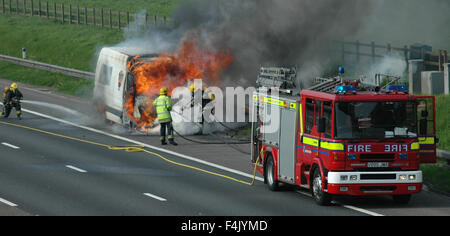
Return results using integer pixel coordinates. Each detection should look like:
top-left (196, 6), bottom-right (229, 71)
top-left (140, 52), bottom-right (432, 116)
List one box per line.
top-left (0, 0), bottom-right (169, 29)
top-left (338, 40), bottom-right (449, 72)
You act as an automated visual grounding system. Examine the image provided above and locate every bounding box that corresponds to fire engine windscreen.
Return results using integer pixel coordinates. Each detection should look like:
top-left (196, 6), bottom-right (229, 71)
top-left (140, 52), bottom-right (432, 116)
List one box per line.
top-left (335, 101), bottom-right (417, 139)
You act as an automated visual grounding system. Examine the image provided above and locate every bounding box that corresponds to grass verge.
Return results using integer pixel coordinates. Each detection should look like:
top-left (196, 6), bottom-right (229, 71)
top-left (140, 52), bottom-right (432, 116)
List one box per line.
top-left (0, 61), bottom-right (93, 97)
top-left (51, 0), bottom-right (179, 17)
top-left (421, 163), bottom-right (450, 194)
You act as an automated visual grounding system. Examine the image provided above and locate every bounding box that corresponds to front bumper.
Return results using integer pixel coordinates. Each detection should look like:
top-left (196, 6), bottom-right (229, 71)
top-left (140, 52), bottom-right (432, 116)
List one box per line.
top-left (327, 171), bottom-right (422, 195)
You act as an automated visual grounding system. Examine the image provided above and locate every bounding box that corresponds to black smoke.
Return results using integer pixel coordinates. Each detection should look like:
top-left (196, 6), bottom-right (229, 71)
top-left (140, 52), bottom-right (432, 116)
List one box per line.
top-left (169, 0), bottom-right (377, 86)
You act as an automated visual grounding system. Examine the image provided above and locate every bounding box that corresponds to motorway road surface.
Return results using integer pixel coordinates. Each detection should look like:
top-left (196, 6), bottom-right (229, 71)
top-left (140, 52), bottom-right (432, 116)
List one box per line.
top-left (0, 112), bottom-right (364, 216)
top-left (0, 79), bottom-right (449, 216)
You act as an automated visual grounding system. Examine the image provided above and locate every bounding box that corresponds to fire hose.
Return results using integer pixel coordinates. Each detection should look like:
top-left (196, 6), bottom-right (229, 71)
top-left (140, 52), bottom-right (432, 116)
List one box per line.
top-left (0, 120), bottom-right (260, 186)
top-left (169, 107), bottom-right (252, 155)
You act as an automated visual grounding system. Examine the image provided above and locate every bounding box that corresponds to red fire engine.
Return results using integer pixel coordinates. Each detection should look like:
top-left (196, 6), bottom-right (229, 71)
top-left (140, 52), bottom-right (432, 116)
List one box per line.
top-left (251, 67), bottom-right (437, 205)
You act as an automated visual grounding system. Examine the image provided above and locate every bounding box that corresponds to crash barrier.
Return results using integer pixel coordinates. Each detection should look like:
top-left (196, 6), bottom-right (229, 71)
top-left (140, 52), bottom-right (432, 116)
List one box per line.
top-left (0, 0), bottom-right (169, 29)
top-left (0, 53), bottom-right (94, 80)
top-left (437, 149), bottom-right (450, 167)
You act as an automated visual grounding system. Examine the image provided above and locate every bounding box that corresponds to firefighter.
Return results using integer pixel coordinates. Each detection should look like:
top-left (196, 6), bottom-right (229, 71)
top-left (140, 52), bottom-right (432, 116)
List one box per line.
top-left (189, 84), bottom-right (215, 126)
top-left (153, 86), bottom-right (177, 146)
top-left (3, 83), bottom-right (23, 119)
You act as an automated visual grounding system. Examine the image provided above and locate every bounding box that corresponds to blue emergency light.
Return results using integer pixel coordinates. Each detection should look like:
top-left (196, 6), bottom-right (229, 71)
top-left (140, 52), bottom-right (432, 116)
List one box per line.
top-left (386, 85), bottom-right (408, 93)
top-left (335, 85), bottom-right (357, 94)
top-left (338, 66), bottom-right (345, 75)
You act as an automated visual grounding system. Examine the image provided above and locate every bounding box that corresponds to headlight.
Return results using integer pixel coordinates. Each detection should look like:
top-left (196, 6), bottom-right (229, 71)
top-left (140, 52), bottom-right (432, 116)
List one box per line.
top-left (409, 175), bottom-right (416, 180)
top-left (340, 175), bottom-right (348, 181)
top-left (350, 175), bottom-right (358, 181)
top-left (399, 175), bottom-right (407, 180)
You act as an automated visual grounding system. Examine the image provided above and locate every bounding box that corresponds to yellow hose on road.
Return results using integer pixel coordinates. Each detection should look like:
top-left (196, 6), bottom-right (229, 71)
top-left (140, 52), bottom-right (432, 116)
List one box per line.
top-left (0, 120), bottom-right (261, 186)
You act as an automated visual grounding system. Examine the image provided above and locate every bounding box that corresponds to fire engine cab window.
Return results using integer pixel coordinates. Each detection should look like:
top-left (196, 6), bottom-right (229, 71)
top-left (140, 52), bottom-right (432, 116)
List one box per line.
top-left (323, 102), bottom-right (332, 139)
top-left (305, 99), bottom-right (314, 134)
top-left (335, 101), bottom-right (417, 139)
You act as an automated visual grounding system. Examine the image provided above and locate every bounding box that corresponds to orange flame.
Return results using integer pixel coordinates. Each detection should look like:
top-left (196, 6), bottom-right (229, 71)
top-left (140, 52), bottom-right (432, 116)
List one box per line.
top-left (125, 39), bottom-right (233, 130)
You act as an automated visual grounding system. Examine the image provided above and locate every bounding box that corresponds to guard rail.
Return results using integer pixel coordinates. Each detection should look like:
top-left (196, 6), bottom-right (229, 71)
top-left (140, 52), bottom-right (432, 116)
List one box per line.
top-left (0, 53), bottom-right (94, 80)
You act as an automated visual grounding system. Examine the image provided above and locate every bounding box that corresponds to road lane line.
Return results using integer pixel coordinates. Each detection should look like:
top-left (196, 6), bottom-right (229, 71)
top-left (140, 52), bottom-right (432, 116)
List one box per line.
top-left (21, 108), bottom-right (383, 216)
top-left (1, 142), bottom-right (20, 149)
top-left (336, 203), bottom-right (384, 216)
top-left (22, 108), bottom-right (264, 182)
top-left (143, 193), bottom-right (167, 202)
top-left (66, 165), bottom-right (87, 173)
top-left (0, 197), bottom-right (18, 207)
top-left (295, 191), bottom-right (384, 216)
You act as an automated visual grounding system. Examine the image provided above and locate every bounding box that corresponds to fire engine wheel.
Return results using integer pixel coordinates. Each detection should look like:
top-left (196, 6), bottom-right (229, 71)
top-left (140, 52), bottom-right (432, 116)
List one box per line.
top-left (265, 155), bottom-right (279, 191)
top-left (311, 168), bottom-right (332, 206)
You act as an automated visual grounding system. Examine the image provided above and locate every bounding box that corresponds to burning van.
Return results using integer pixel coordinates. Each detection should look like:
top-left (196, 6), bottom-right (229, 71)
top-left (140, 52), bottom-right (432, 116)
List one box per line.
top-left (93, 47), bottom-right (160, 129)
top-left (94, 42), bottom-right (233, 132)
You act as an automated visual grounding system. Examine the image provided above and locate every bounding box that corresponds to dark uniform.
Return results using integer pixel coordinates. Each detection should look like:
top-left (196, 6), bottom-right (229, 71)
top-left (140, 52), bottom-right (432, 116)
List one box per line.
top-left (3, 83), bottom-right (23, 119)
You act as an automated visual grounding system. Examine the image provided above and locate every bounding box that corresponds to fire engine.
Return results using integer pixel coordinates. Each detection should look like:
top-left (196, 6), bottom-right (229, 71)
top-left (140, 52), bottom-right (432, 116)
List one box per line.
top-left (251, 67), bottom-right (437, 205)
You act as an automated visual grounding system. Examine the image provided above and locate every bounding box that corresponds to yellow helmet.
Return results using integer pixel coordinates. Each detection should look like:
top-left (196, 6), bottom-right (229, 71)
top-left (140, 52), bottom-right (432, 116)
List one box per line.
top-left (189, 84), bottom-right (200, 93)
top-left (10, 83), bottom-right (18, 90)
top-left (160, 86), bottom-right (169, 95)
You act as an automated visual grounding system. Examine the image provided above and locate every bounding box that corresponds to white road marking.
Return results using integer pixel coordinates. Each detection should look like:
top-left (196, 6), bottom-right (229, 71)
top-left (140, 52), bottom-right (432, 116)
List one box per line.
top-left (23, 108), bottom-right (264, 182)
top-left (336, 203), bottom-right (384, 216)
top-left (22, 107), bottom-right (384, 216)
top-left (295, 191), bottom-right (384, 216)
top-left (143, 193), bottom-right (167, 202)
top-left (1, 142), bottom-right (20, 149)
top-left (0, 197), bottom-right (18, 207)
top-left (66, 165), bottom-right (87, 173)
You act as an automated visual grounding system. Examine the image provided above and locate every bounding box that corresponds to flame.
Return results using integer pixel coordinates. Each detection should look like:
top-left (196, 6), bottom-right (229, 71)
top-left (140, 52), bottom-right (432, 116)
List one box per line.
top-left (124, 39), bottom-right (233, 130)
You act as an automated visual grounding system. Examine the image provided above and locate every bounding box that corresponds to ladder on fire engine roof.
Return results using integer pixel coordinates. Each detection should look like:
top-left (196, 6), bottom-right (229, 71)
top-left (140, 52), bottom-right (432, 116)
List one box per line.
top-left (308, 77), bottom-right (343, 93)
top-left (309, 73), bottom-right (402, 94)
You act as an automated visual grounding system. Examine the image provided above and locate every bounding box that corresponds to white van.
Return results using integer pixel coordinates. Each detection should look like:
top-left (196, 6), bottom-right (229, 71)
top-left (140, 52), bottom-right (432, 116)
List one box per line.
top-left (93, 47), bottom-right (158, 127)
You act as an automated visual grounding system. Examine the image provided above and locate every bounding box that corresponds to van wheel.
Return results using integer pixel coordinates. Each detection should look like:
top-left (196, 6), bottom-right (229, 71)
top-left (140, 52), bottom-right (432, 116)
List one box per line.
top-left (265, 154), bottom-right (279, 191)
top-left (311, 168), bottom-right (332, 206)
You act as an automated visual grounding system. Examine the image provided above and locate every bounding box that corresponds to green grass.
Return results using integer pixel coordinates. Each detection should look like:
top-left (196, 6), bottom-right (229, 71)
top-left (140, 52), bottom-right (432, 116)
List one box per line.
top-left (0, 61), bottom-right (93, 97)
top-left (51, 0), bottom-right (180, 17)
top-left (421, 163), bottom-right (450, 193)
top-left (0, 14), bottom-right (123, 96)
top-left (435, 94), bottom-right (450, 150)
top-left (0, 15), bottom-right (123, 71)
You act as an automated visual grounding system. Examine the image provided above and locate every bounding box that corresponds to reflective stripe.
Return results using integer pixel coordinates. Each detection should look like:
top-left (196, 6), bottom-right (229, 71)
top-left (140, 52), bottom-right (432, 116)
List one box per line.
top-left (320, 141), bottom-right (344, 151)
top-left (159, 118), bottom-right (172, 123)
top-left (411, 142), bottom-right (420, 150)
top-left (263, 97), bottom-right (286, 108)
top-left (418, 136), bottom-right (435, 145)
top-left (299, 105), bottom-right (304, 135)
top-left (303, 136), bottom-right (319, 147)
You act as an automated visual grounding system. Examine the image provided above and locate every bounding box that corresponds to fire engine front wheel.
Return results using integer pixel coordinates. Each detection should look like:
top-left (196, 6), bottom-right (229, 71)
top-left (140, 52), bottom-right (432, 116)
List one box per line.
top-left (265, 155), bottom-right (279, 191)
top-left (312, 168), bottom-right (332, 206)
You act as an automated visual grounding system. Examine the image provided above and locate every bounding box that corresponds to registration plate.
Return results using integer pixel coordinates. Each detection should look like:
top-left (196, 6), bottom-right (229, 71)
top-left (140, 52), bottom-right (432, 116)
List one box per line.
top-left (367, 162), bottom-right (389, 168)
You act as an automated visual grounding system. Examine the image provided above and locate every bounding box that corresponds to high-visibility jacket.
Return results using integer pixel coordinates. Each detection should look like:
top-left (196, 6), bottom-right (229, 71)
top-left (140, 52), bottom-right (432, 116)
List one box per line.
top-left (153, 95), bottom-right (172, 123)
